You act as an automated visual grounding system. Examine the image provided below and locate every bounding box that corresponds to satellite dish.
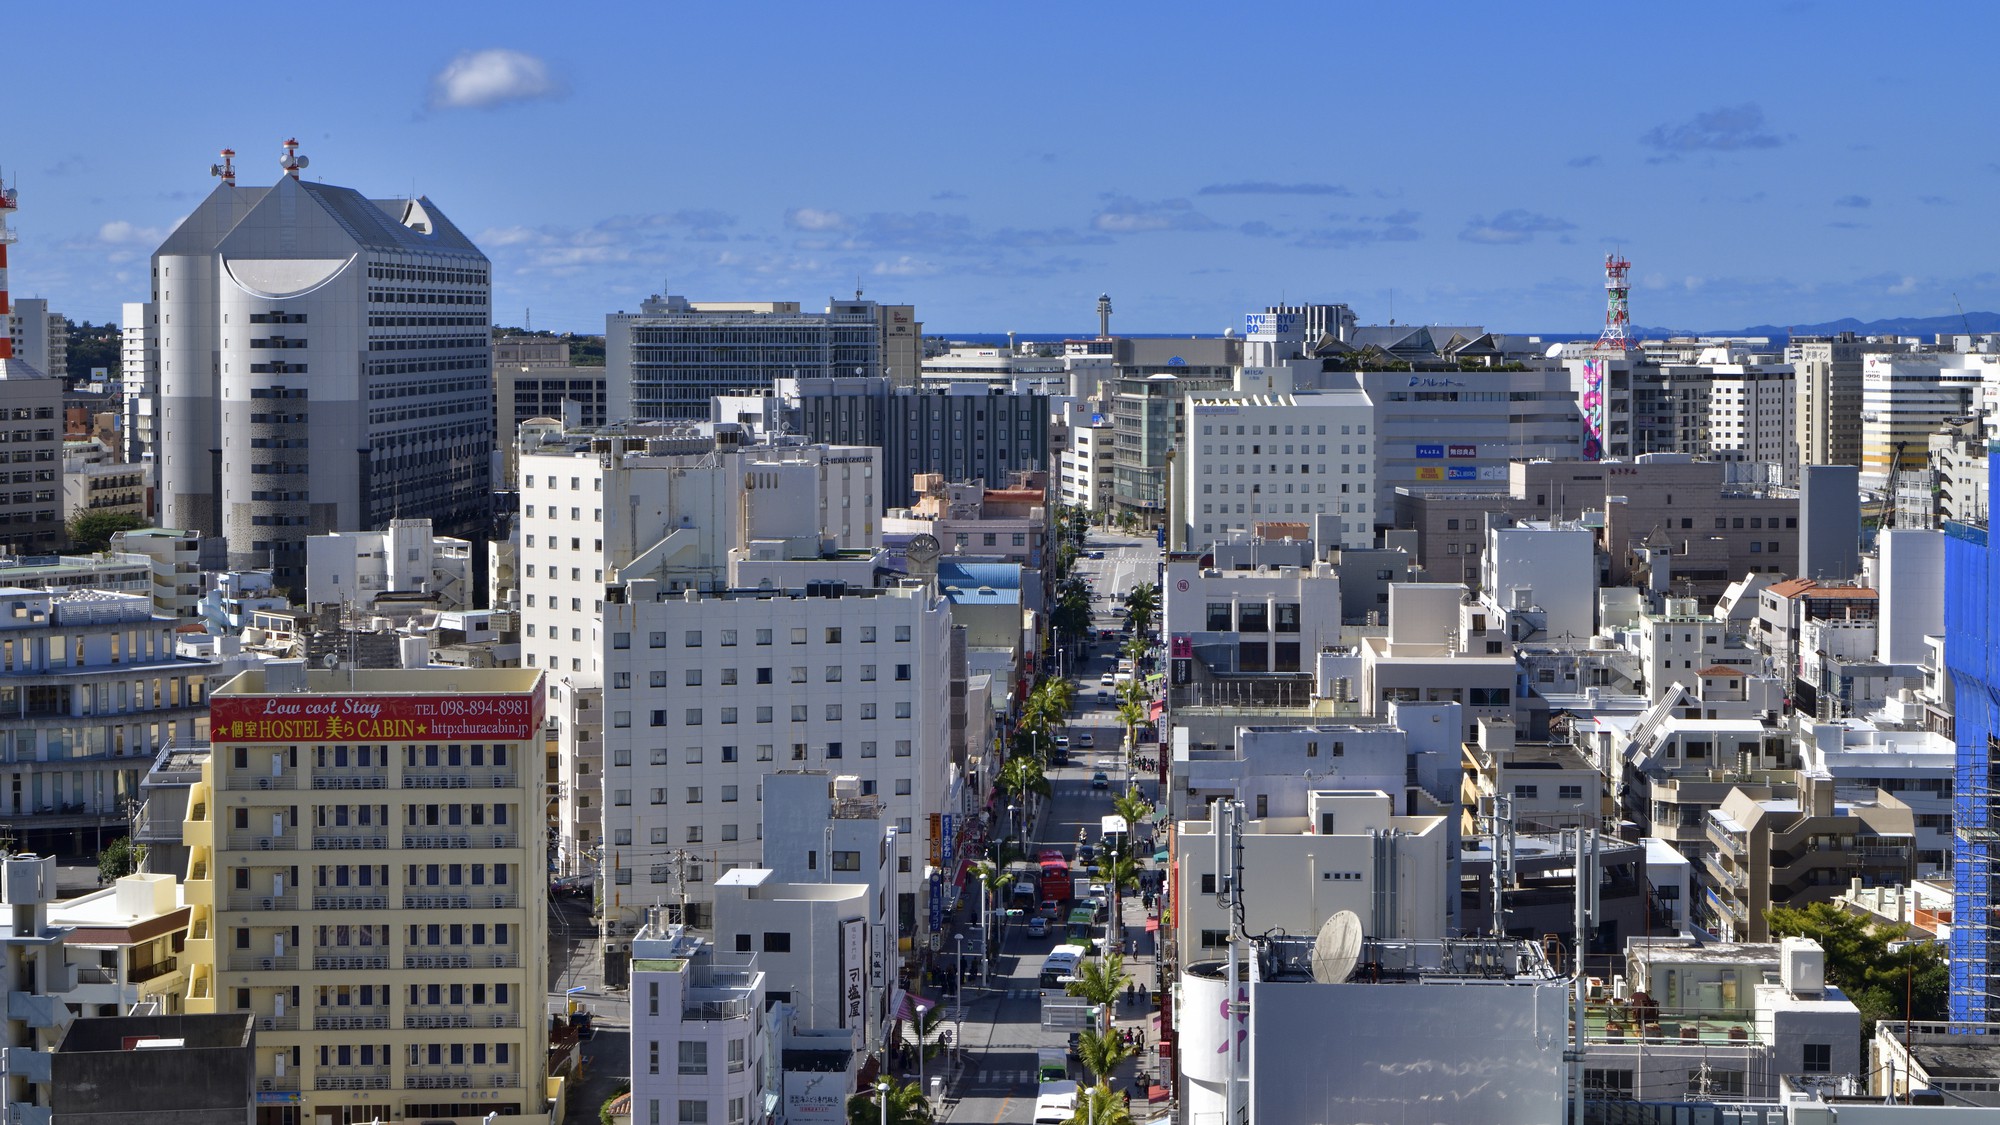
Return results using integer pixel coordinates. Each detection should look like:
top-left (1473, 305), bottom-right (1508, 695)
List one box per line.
top-left (1310, 910), bottom-right (1364, 984)
top-left (907, 534), bottom-right (941, 563)
top-left (321, 653), bottom-right (339, 669)
top-left (1544, 342), bottom-right (1566, 359)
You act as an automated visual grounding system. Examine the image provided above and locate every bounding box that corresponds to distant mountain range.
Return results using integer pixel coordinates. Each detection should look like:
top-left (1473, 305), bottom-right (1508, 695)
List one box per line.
top-left (1609, 311), bottom-right (2000, 341)
top-left (946, 312), bottom-right (2000, 346)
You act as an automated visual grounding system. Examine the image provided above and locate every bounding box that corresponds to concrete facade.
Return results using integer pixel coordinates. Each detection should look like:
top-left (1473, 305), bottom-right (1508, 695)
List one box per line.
top-left (154, 167), bottom-right (493, 580)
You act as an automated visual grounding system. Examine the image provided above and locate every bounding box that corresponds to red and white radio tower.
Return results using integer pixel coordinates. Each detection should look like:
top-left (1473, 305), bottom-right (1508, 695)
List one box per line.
top-left (1595, 253), bottom-right (1632, 354)
top-left (0, 169), bottom-right (16, 361)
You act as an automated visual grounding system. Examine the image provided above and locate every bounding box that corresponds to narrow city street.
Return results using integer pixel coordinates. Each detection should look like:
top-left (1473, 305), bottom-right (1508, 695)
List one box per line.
top-left (935, 531), bottom-right (1165, 1122)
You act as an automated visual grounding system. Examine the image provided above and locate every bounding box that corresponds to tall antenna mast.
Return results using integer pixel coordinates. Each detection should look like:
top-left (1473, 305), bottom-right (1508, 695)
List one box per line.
top-left (0, 168), bottom-right (15, 361)
top-left (1595, 254), bottom-right (1632, 354)
top-left (209, 148), bottom-right (237, 187)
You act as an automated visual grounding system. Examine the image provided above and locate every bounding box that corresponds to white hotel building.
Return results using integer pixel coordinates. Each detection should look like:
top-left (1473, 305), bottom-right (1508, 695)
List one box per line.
top-left (516, 426), bottom-right (880, 878)
top-left (518, 426), bottom-right (963, 942)
top-left (1179, 388), bottom-right (1375, 551)
top-left (596, 574), bottom-right (953, 937)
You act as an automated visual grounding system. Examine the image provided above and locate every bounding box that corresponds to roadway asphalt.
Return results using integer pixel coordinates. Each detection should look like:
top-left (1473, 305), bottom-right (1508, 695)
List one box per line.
top-left (932, 531), bottom-right (1166, 1123)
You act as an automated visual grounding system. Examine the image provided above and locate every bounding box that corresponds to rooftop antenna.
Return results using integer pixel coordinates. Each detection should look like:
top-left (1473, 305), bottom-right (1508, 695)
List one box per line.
top-left (1595, 253), bottom-right (1632, 354)
top-left (279, 138), bottom-right (309, 180)
top-left (0, 167), bottom-right (16, 362)
top-left (209, 148), bottom-right (237, 187)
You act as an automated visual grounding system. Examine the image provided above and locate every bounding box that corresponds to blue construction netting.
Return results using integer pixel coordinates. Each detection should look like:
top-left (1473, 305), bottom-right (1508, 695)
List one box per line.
top-left (1945, 444), bottom-right (2000, 1023)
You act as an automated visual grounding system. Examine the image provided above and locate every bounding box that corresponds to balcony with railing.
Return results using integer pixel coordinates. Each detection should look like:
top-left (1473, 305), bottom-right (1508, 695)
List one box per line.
top-left (402, 831), bottom-right (519, 850)
top-left (313, 1008), bottom-right (391, 1031)
top-left (403, 950), bottom-right (520, 970)
top-left (130, 957), bottom-right (179, 983)
top-left (312, 833), bottom-right (388, 851)
top-left (228, 953), bottom-right (298, 973)
top-left (229, 772), bottom-right (297, 791)
top-left (682, 995), bottom-right (756, 1021)
top-left (402, 892), bottom-right (518, 910)
top-left (252, 1012), bottom-right (301, 1032)
top-left (253, 1076), bottom-right (299, 1095)
top-left (314, 1067), bottom-right (392, 1091)
top-left (401, 770), bottom-right (518, 791)
top-left (404, 1068), bottom-right (518, 1091)
top-left (310, 952), bottom-right (390, 971)
top-left (226, 832), bottom-right (299, 852)
top-left (227, 892), bottom-right (298, 911)
top-left (309, 773), bottom-right (389, 791)
top-left (310, 892), bottom-right (388, 910)
top-left (403, 1008), bottom-right (523, 1030)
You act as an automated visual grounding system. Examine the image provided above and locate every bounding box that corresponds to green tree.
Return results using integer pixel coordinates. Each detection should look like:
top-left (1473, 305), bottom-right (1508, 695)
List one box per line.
top-left (846, 1076), bottom-right (934, 1125)
top-left (1073, 1028), bottom-right (1135, 1086)
top-left (1122, 583), bottom-right (1159, 637)
top-left (1115, 698), bottom-right (1147, 755)
top-left (1067, 1081), bottom-right (1135, 1125)
top-left (97, 836), bottom-right (143, 884)
top-left (67, 511), bottom-right (149, 553)
top-left (1765, 903), bottom-right (1949, 1033)
top-left (1000, 754), bottom-right (1052, 806)
top-left (598, 1080), bottom-right (632, 1125)
top-left (1112, 786), bottom-right (1154, 830)
top-left (1065, 951), bottom-right (1130, 1014)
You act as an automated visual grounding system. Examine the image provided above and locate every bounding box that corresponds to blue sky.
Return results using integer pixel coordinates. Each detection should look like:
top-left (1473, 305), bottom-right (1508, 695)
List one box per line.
top-left (7, 1), bottom-right (1997, 335)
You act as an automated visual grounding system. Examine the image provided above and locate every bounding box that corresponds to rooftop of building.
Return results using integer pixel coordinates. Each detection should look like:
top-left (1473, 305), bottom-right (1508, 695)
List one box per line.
top-left (1765, 578), bottom-right (1879, 600)
top-left (1208, 935), bottom-right (1558, 986)
top-left (212, 665), bottom-right (542, 696)
top-left (56, 1013), bottom-right (252, 1053)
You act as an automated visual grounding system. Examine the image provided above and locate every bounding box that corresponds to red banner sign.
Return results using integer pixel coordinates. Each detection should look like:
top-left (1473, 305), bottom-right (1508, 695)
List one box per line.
top-left (211, 693), bottom-right (544, 743)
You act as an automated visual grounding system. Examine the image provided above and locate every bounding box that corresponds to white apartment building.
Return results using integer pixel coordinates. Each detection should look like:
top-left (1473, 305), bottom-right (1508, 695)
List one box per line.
top-left (119, 301), bottom-right (159, 477)
top-left (1057, 407), bottom-right (1115, 513)
top-left (60, 439), bottom-right (146, 523)
top-left (1174, 790), bottom-right (1447, 959)
top-left (629, 918), bottom-right (769, 1125)
top-left (1705, 363), bottom-right (1796, 473)
top-left (154, 153), bottom-right (492, 578)
top-left (0, 588), bottom-right (231, 851)
top-left (305, 518), bottom-right (472, 611)
top-left (1181, 388), bottom-right (1375, 550)
top-left (1161, 556), bottom-right (1341, 677)
top-left (598, 575), bottom-right (952, 938)
top-left (1480, 520), bottom-right (1596, 644)
top-left (517, 427), bottom-right (882, 878)
top-left (7, 299), bottom-right (65, 382)
top-left (1859, 353), bottom-right (1993, 489)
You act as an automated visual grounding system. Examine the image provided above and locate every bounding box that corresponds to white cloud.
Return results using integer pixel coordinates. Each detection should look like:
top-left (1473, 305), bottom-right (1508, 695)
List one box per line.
top-left (873, 256), bottom-right (939, 277)
top-left (786, 208), bottom-right (849, 232)
top-left (429, 49), bottom-right (560, 110)
top-left (98, 220), bottom-right (163, 245)
top-left (1888, 276), bottom-right (1918, 295)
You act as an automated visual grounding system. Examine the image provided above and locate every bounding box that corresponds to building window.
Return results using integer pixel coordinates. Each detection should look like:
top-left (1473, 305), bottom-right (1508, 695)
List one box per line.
top-left (762, 932), bottom-right (791, 953)
top-left (679, 1101), bottom-right (708, 1124)
top-left (1803, 1044), bottom-right (1831, 1073)
top-left (679, 1041), bottom-right (708, 1076)
top-left (1513, 785), bottom-right (1538, 799)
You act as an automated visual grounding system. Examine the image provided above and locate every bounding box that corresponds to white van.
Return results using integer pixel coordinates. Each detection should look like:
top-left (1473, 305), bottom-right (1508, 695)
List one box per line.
top-left (1039, 944), bottom-right (1088, 989)
top-left (1033, 1080), bottom-right (1079, 1124)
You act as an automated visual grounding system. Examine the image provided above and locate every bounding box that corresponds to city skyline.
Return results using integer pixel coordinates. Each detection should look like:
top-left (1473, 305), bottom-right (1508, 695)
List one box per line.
top-left (6, 1), bottom-right (1998, 335)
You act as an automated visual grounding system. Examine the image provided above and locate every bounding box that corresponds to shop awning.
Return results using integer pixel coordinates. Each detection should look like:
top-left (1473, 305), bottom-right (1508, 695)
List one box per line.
top-left (895, 992), bottom-right (935, 1021)
top-left (1144, 917), bottom-right (1160, 932)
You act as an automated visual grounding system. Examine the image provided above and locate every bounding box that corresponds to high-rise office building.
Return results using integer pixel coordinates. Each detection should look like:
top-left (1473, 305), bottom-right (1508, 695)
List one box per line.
top-left (186, 664), bottom-right (551, 1123)
top-left (153, 144), bottom-right (492, 580)
top-left (605, 293), bottom-right (919, 423)
top-left (1790, 333), bottom-right (1871, 476)
top-left (1945, 449), bottom-right (2000, 1021)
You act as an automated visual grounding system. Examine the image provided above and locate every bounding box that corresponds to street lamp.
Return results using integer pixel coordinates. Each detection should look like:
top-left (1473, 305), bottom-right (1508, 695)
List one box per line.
top-left (876, 1079), bottom-right (890, 1125)
top-left (954, 933), bottom-right (964, 993)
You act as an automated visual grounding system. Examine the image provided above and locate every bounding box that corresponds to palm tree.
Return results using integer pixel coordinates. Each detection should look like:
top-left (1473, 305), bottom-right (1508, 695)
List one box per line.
top-left (1114, 698), bottom-right (1146, 756)
top-left (847, 1076), bottom-right (934, 1125)
top-left (1073, 1027), bottom-right (1135, 1086)
top-left (1100, 851), bottom-right (1143, 947)
top-left (1000, 753), bottom-right (1051, 810)
top-left (1065, 950), bottom-right (1129, 1019)
top-left (1122, 582), bottom-right (1158, 637)
top-left (1067, 1081), bottom-right (1136, 1125)
top-left (1120, 632), bottom-right (1150, 668)
top-left (1112, 786), bottom-right (1153, 830)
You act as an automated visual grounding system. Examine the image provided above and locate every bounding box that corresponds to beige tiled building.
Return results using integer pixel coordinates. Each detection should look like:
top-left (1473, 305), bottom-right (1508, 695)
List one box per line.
top-left (183, 665), bottom-right (556, 1125)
